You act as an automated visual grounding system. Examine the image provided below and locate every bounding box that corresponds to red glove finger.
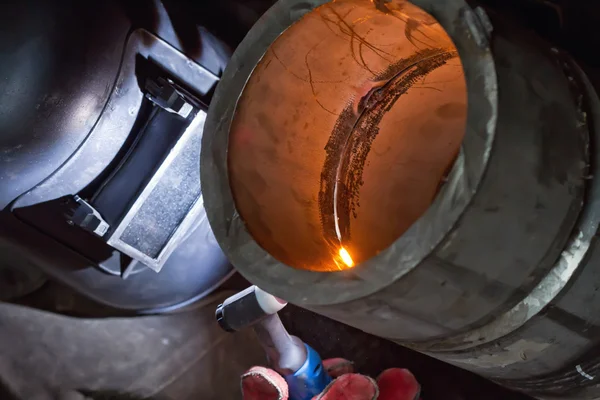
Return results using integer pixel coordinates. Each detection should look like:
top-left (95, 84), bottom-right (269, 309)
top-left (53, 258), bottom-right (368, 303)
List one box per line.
top-left (377, 368), bottom-right (421, 400)
top-left (313, 374), bottom-right (378, 400)
top-left (322, 358), bottom-right (354, 377)
top-left (242, 366), bottom-right (289, 400)
top-left (241, 359), bottom-right (353, 400)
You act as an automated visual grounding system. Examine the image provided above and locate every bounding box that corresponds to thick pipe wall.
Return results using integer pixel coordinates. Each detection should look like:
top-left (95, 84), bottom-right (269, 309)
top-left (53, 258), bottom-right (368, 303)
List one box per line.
top-left (202, 0), bottom-right (600, 398)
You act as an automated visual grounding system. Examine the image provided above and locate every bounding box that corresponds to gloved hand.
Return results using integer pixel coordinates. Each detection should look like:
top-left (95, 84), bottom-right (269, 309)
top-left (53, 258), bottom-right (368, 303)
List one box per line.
top-left (241, 358), bottom-right (420, 400)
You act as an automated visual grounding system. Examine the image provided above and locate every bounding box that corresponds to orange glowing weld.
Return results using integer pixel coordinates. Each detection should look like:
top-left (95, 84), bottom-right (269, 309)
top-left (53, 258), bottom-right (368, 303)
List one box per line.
top-left (339, 247), bottom-right (354, 268)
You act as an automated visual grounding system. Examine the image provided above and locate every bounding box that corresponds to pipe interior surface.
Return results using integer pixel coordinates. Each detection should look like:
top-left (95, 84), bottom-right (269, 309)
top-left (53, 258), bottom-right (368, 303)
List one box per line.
top-left (228, 0), bottom-right (467, 271)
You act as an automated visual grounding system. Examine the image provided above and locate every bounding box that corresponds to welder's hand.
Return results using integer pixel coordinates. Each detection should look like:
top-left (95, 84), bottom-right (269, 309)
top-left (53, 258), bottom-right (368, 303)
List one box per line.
top-left (241, 358), bottom-right (420, 400)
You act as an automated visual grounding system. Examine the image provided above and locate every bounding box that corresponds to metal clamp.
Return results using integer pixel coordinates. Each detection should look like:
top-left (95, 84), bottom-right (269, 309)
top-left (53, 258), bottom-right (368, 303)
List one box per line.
top-left (145, 77), bottom-right (194, 119)
top-left (66, 195), bottom-right (110, 237)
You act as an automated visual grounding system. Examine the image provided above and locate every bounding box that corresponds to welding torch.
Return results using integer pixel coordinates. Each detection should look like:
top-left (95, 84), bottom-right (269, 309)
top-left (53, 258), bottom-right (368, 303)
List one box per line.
top-left (216, 286), bottom-right (331, 400)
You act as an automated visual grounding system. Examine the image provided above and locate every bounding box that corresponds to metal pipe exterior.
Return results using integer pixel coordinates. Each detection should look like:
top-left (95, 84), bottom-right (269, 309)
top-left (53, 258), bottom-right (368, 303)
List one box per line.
top-left (201, 0), bottom-right (599, 397)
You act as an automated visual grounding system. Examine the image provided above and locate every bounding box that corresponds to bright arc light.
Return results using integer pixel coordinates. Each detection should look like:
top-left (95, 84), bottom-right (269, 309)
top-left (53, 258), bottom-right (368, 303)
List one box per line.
top-left (339, 247), bottom-right (354, 268)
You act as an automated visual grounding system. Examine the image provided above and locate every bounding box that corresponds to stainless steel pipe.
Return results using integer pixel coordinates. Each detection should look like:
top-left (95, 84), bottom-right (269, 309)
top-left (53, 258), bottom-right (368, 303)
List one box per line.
top-left (201, 0), bottom-right (600, 398)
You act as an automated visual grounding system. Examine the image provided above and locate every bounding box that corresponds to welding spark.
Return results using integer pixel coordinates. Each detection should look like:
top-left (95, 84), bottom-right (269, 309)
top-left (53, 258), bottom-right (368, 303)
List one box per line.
top-left (339, 247), bottom-right (354, 268)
